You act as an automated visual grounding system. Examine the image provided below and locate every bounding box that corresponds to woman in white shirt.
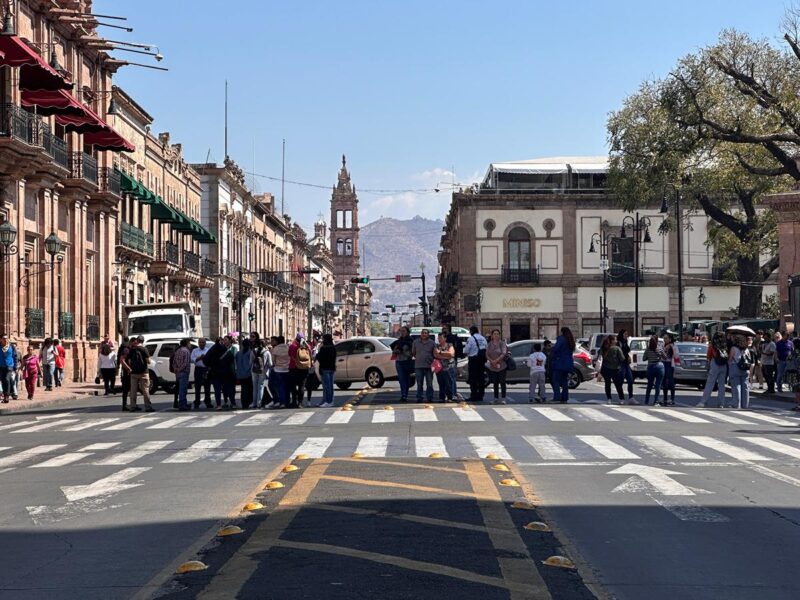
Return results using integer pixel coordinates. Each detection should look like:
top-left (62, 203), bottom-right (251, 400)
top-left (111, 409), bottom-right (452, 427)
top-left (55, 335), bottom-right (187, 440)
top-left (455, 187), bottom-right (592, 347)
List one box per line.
top-left (98, 345), bottom-right (117, 395)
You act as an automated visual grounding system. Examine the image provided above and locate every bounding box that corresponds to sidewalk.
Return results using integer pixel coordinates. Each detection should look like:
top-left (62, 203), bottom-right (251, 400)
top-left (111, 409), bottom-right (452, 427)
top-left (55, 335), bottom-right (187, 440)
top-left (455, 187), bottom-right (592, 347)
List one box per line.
top-left (0, 380), bottom-right (102, 414)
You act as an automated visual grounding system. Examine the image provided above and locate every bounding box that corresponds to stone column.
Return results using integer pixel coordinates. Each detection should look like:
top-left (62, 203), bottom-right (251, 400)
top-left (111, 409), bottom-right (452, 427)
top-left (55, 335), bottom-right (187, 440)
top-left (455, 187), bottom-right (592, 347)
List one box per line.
top-left (763, 191), bottom-right (800, 327)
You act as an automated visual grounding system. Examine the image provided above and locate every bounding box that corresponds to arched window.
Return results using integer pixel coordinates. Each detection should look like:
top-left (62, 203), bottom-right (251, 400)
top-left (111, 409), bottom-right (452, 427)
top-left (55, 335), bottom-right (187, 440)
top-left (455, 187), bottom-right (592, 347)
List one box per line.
top-left (345, 238), bottom-right (353, 256)
top-left (508, 227), bottom-right (531, 270)
top-left (337, 238), bottom-right (344, 255)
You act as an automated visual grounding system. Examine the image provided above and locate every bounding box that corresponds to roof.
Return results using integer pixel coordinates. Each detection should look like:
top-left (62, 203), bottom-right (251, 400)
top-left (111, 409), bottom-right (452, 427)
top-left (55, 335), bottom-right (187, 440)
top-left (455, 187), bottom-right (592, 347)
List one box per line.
top-left (483, 156), bottom-right (608, 182)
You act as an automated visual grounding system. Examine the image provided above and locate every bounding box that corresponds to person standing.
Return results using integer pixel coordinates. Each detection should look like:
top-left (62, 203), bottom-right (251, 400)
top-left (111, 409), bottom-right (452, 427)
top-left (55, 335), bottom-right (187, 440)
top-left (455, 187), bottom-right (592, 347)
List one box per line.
top-left (729, 335), bottom-right (752, 409)
top-left (269, 335), bottom-right (291, 408)
top-left (699, 332), bottom-right (728, 408)
top-left (40, 338), bottom-right (56, 391)
top-left (551, 327), bottom-right (576, 404)
top-left (191, 338), bottom-right (212, 410)
top-left (442, 324), bottom-right (464, 399)
top-left (486, 329), bottom-right (509, 404)
top-left (0, 335), bottom-right (15, 402)
top-left (98, 343), bottom-right (117, 395)
top-left (391, 327), bottom-right (415, 402)
top-left (125, 336), bottom-right (154, 412)
top-left (661, 333), bottom-right (678, 406)
top-left (21, 346), bottom-right (39, 400)
top-left (236, 337), bottom-right (254, 409)
top-left (643, 335), bottom-right (666, 406)
top-left (217, 335), bottom-right (238, 409)
top-left (315, 334), bottom-right (337, 407)
top-left (775, 332), bottom-right (793, 393)
top-left (750, 332), bottom-right (764, 390)
top-left (617, 329), bottom-right (636, 403)
top-left (599, 335), bottom-right (626, 404)
top-left (295, 337), bottom-right (313, 408)
top-left (53, 339), bottom-right (65, 387)
top-left (784, 337), bottom-right (800, 411)
top-left (250, 336), bottom-right (272, 409)
top-left (528, 342), bottom-right (547, 403)
top-left (118, 337), bottom-right (130, 411)
top-left (433, 332), bottom-right (456, 402)
top-left (760, 331), bottom-right (777, 394)
top-left (288, 334), bottom-right (310, 408)
top-left (412, 329), bottom-right (436, 403)
top-left (172, 338), bottom-right (192, 411)
top-left (464, 325), bottom-right (487, 402)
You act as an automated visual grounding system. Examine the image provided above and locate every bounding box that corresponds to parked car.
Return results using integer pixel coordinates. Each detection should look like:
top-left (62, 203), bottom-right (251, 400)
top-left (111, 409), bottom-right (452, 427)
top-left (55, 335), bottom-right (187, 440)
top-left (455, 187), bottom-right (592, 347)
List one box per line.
top-left (333, 336), bottom-right (399, 389)
top-left (587, 332), bottom-right (614, 366)
top-left (456, 339), bottom-right (595, 389)
top-left (674, 342), bottom-right (709, 386)
top-left (628, 337), bottom-right (650, 378)
top-left (143, 338), bottom-right (198, 395)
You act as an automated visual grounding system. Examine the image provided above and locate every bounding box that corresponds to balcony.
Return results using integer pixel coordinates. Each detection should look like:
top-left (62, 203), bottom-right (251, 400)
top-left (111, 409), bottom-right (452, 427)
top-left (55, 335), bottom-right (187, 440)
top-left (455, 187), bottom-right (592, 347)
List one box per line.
top-left (41, 129), bottom-right (69, 170)
top-left (68, 151), bottom-right (98, 184)
top-left (608, 265), bottom-right (645, 284)
top-left (183, 250), bottom-right (201, 273)
top-left (25, 308), bottom-right (45, 339)
top-left (119, 222), bottom-right (154, 257)
top-left (501, 266), bottom-right (540, 284)
top-left (202, 258), bottom-right (217, 278)
top-left (99, 167), bottom-right (121, 196)
top-left (87, 314), bottom-right (100, 341)
top-left (0, 103), bottom-right (35, 143)
top-left (149, 241), bottom-right (181, 278)
top-left (58, 312), bottom-right (74, 340)
top-left (221, 258), bottom-right (239, 279)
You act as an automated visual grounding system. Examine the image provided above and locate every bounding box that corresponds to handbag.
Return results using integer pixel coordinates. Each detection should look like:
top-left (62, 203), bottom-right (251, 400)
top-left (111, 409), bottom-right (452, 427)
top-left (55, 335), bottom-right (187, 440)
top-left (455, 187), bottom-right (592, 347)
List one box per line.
top-left (390, 352), bottom-right (398, 361)
top-left (431, 359), bottom-right (443, 374)
top-left (94, 376), bottom-right (101, 385)
top-left (505, 355), bottom-right (517, 371)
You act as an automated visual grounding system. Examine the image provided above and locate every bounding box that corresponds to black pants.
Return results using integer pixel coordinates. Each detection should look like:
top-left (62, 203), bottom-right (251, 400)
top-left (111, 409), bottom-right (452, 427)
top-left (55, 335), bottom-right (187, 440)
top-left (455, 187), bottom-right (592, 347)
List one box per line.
top-left (194, 366), bottom-right (212, 408)
top-left (468, 357), bottom-right (485, 401)
top-left (240, 377), bottom-right (254, 409)
top-left (602, 366), bottom-right (625, 401)
top-left (289, 368), bottom-right (308, 404)
top-left (100, 368), bottom-right (116, 395)
top-left (488, 369), bottom-right (507, 398)
top-left (121, 372), bottom-right (130, 408)
top-left (763, 364), bottom-right (776, 393)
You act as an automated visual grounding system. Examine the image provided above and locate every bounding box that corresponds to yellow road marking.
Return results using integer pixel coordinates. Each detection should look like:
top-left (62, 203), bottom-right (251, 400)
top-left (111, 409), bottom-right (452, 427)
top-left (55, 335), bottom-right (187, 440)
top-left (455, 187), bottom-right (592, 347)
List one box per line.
top-left (319, 474), bottom-right (495, 500)
top-left (271, 539), bottom-right (541, 595)
top-left (335, 457), bottom-right (464, 474)
top-left (464, 461), bottom-right (551, 600)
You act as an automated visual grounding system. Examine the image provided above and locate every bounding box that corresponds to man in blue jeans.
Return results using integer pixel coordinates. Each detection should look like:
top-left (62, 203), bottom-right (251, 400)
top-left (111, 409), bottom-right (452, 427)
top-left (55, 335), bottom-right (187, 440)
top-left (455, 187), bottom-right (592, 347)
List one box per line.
top-left (412, 329), bottom-right (436, 402)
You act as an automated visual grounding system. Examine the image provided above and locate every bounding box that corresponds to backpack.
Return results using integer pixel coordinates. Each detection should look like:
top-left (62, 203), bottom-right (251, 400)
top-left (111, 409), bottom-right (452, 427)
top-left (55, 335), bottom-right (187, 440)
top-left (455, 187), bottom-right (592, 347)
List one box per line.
top-left (128, 347), bottom-right (148, 374)
top-left (296, 346), bottom-right (312, 369)
top-left (473, 335), bottom-right (487, 363)
top-left (252, 349), bottom-right (264, 375)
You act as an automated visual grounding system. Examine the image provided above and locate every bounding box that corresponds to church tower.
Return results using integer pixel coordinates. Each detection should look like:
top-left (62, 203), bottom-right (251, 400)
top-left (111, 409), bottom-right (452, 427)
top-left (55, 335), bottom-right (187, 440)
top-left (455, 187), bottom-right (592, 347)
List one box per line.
top-left (330, 154), bottom-right (360, 280)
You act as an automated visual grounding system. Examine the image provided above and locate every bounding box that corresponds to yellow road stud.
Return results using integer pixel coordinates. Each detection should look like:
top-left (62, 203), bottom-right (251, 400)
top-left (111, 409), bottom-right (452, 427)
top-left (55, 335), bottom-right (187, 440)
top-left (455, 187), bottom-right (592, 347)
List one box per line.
top-left (499, 478), bottom-right (520, 487)
top-left (383, 405), bottom-right (394, 410)
top-left (492, 464), bottom-right (510, 472)
top-left (485, 453), bottom-right (500, 460)
top-left (264, 481), bottom-right (284, 490)
top-left (176, 561), bottom-right (208, 574)
top-left (217, 525), bottom-right (244, 537)
top-left (243, 502), bottom-right (264, 511)
top-left (340, 406), bottom-right (353, 412)
top-left (424, 405), bottom-right (434, 409)
top-left (512, 500), bottom-right (536, 510)
top-left (282, 465), bottom-right (299, 473)
top-left (428, 452), bottom-right (443, 459)
top-left (294, 454), bottom-right (310, 460)
top-left (542, 555), bottom-right (575, 569)
top-left (524, 522), bottom-right (551, 532)
top-left (351, 451), bottom-right (364, 458)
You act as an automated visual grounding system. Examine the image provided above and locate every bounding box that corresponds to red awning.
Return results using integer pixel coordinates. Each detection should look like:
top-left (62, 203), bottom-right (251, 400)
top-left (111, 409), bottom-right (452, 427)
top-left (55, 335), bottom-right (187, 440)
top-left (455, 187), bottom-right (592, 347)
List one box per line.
top-left (50, 100), bottom-right (134, 152)
top-left (0, 34), bottom-right (71, 91)
top-left (21, 89), bottom-right (86, 116)
top-left (82, 127), bottom-right (135, 152)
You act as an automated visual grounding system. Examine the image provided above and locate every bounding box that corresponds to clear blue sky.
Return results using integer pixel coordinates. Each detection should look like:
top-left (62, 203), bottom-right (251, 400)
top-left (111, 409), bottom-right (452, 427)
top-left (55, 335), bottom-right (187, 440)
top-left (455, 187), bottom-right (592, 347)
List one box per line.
top-left (97, 0), bottom-right (788, 231)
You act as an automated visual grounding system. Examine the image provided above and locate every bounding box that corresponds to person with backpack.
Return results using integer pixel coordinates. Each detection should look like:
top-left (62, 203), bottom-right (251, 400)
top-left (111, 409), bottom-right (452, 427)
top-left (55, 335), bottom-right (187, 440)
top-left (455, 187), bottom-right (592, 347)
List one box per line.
top-left (203, 337), bottom-right (226, 409)
top-left (268, 336), bottom-right (291, 408)
top-left (599, 334), bottom-right (626, 404)
top-left (250, 336), bottom-right (273, 408)
top-left (617, 329), bottom-right (636, 403)
top-left (236, 337), bottom-right (253, 409)
top-left (288, 334), bottom-right (311, 408)
top-left (643, 335), bottom-right (666, 406)
top-left (314, 334), bottom-right (337, 407)
top-left (464, 325), bottom-right (487, 402)
top-left (123, 336), bottom-right (154, 412)
top-left (699, 332), bottom-right (728, 408)
top-left (118, 337), bottom-right (130, 411)
top-left (661, 333), bottom-right (678, 406)
top-left (729, 335), bottom-right (753, 409)
top-left (442, 324), bottom-right (464, 399)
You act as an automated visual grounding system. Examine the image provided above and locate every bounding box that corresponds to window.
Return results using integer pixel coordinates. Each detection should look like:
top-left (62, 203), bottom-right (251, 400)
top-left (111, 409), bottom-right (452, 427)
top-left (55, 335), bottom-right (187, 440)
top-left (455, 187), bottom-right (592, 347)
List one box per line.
top-left (610, 237), bottom-right (634, 280)
top-left (353, 341), bottom-right (375, 354)
top-left (145, 344), bottom-right (157, 356)
top-left (538, 318), bottom-right (559, 340)
top-left (86, 216), bottom-right (94, 242)
top-left (336, 341), bottom-right (356, 355)
top-left (508, 227), bottom-right (531, 270)
top-left (158, 343), bottom-right (178, 358)
top-left (481, 319), bottom-right (502, 338)
top-left (25, 189), bottom-right (37, 221)
top-left (510, 343), bottom-right (532, 358)
top-left (345, 210), bottom-right (352, 229)
top-left (336, 210), bottom-right (345, 229)
top-left (345, 238), bottom-right (353, 256)
top-left (337, 238), bottom-right (344, 255)
top-left (58, 202), bottom-right (68, 231)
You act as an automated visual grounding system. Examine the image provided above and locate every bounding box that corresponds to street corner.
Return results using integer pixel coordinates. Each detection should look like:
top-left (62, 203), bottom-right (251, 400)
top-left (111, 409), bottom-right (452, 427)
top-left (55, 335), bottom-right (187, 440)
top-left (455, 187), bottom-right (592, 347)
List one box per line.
top-left (156, 456), bottom-right (598, 600)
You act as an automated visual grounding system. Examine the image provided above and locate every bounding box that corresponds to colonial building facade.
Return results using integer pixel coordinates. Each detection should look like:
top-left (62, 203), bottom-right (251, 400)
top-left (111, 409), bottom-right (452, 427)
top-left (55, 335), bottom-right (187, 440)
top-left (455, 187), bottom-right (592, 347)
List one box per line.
top-left (435, 156), bottom-right (778, 341)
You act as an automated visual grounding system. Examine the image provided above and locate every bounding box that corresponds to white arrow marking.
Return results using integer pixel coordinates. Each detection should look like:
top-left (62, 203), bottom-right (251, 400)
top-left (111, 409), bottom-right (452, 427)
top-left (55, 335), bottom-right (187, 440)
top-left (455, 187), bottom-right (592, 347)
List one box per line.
top-left (609, 463), bottom-right (699, 496)
top-left (651, 495), bottom-right (730, 522)
top-left (60, 467), bottom-right (150, 502)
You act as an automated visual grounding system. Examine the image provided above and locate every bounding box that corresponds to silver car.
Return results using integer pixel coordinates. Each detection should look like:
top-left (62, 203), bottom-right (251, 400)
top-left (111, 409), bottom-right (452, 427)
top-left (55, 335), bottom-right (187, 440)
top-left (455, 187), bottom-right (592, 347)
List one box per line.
top-left (674, 342), bottom-right (709, 386)
top-left (333, 336), bottom-right (399, 389)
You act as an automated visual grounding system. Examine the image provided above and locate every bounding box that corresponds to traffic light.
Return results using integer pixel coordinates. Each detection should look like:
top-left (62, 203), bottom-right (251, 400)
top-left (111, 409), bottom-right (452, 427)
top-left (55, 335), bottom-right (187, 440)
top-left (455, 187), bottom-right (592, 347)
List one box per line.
top-left (350, 277), bottom-right (369, 284)
top-left (418, 296), bottom-right (428, 307)
top-left (385, 304), bottom-right (396, 313)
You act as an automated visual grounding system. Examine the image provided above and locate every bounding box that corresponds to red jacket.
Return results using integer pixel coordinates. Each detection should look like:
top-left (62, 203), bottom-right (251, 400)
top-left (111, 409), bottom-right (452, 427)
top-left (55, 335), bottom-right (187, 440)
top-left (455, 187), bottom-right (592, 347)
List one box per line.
top-left (288, 341), bottom-right (299, 369)
top-left (55, 345), bottom-right (66, 369)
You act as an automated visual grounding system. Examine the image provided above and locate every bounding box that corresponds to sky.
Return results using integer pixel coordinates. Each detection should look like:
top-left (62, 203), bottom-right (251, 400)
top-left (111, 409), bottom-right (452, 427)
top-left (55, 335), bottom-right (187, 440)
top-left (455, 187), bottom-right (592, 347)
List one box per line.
top-left (96, 0), bottom-right (790, 232)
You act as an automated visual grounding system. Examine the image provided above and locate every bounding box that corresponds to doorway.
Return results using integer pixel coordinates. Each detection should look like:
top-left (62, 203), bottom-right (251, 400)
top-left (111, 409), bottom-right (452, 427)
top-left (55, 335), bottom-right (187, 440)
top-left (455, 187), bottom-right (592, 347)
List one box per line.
top-left (510, 321), bottom-right (531, 342)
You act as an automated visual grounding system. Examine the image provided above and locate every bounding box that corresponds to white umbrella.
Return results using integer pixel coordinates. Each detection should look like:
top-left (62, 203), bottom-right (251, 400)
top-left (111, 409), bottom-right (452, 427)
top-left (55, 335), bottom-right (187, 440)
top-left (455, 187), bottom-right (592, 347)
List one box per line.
top-left (726, 325), bottom-right (756, 336)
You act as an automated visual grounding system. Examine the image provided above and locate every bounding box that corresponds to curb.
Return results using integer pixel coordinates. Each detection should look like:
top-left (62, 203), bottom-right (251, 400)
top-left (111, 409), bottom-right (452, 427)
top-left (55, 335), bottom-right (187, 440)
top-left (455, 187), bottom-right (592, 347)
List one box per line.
top-left (0, 388), bottom-right (98, 414)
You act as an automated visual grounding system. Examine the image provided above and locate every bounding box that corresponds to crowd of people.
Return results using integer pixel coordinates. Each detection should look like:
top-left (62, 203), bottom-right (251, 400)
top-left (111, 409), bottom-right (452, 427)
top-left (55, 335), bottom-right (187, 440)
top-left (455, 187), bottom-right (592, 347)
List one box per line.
top-left (0, 335), bottom-right (66, 402)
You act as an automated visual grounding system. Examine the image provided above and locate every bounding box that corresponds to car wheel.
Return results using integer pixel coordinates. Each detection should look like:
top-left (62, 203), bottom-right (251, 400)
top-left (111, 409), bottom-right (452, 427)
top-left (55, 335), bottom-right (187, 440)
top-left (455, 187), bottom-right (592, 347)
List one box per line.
top-left (366, 368), bottom-right (385, 388)
top-left (336, 381), bottom-right (352, 390)
top-left (148, 371), bottom-right (159, 395)
top-left (568, 369), bottom-right (581, 390)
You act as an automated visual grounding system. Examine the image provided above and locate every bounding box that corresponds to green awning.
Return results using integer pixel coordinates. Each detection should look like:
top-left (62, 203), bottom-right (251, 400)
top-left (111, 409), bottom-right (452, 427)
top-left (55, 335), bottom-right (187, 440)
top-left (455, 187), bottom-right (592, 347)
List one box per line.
top-left (150, 198), bottom-right (180, 223)
top-left (117, 168), bottom-right (157, 204)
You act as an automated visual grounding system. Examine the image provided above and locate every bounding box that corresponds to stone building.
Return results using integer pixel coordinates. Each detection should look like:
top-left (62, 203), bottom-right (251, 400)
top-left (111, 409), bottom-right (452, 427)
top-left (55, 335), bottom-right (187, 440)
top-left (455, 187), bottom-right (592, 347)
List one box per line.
top-left (308, 218), bottom-right (339, 335)
top-left (0, 1), bottom-right (136, 380)
top-left (435, 156), bottom-right (777, 341)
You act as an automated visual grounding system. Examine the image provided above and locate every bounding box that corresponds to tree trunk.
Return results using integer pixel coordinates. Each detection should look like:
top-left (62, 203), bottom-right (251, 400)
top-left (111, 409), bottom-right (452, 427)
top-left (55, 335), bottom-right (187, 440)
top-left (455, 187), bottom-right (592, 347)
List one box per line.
top-left (736, 254), bottom-right (763, 318)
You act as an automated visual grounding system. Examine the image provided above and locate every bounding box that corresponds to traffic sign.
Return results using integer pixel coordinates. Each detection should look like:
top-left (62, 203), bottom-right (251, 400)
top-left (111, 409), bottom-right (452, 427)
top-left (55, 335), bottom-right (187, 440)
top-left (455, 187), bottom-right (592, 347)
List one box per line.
top-left (600, 258), bottom-right (609, 271)
top-left (395, 274), bottom-right (412, 282)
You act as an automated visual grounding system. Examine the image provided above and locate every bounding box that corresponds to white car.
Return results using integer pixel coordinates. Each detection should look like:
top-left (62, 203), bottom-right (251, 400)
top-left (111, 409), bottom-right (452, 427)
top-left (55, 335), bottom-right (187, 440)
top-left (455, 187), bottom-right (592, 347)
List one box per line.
top-left (142, 338), bottom-right (198, 395)
top-left (628, 336), bottom-right (650, 378)
top-left (333, 336), bottom-right (399, 389)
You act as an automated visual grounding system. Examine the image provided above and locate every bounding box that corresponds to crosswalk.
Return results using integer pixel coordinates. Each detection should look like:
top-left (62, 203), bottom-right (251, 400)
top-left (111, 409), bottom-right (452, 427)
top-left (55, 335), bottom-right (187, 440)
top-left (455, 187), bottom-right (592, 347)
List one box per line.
top-left (2, 405), bottom-right (798, 433)
top-left (3, 433), bottom-right (800, 472)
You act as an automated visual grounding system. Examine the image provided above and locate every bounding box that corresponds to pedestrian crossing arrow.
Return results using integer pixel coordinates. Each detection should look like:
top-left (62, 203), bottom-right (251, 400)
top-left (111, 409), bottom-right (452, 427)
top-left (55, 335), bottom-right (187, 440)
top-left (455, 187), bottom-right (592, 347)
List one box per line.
top-left (609, 464), bottom-right (703, 496)
top-left (60, 467), bottom-right (151, 502)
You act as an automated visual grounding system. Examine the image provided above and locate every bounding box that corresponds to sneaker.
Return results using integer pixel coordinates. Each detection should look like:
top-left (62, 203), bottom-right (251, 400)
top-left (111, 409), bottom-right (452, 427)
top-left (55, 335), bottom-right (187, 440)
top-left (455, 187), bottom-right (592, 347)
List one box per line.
top-left (696, 402), bottom-right (705, 408)
top-left (319, 402), bottom-right (333, 408)
top-left (627, 398), bottom-right (639, 405)
top-left (215, 405), bottom-right (224, 411)
top-left (145, 407), bottom-right (156, 412)
top-left (127, 406), bottom-right (142, 412)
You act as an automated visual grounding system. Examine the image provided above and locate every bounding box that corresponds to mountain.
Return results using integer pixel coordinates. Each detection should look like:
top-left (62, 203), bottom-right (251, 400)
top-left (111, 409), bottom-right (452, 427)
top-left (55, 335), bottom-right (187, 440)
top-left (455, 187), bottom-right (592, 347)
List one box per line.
top-left (360, 215), bottom-right (444, 316)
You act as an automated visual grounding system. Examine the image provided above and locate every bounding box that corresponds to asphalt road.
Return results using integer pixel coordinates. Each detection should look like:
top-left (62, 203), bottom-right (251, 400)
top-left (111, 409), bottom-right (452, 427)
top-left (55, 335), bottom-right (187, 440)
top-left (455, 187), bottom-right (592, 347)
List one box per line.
top-left (0, 379), bottom-right (798, 599)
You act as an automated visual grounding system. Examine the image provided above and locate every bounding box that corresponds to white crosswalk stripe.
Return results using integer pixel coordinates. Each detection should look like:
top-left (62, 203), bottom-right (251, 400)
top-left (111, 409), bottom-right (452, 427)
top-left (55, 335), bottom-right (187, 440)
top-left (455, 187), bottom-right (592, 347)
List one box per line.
top-left (493, 407), bottom-right (527, 421)
top-left (163, 439), bottom-right (226, 463)
top-left (236, 413), bottom-right (279, 427)
top-left (147, 416), bottom-right (197, 429)
top-left (187, 415), bottom-right (235, 428)
top-left (577, 435), bottom-right (640, 459)
top-left (412, 408), bottom-right (437, 422)
top-left (739, 412), bottom-right (797, 427)
top-left (95, 440), bottom-right (174, 466)
top-left (532, 407), bottom-right (574, 422)
top-left (468, 436), bottom-right (511, 459)
top-left (355, 436), bottom-right (389, 457)
top-left (574, 408), bottom-right (618, 422)
top-left (690, 410), bottom-right (752, 425)
top-left (0, 420), bottom-right (38, 431)
top-left (281, 412), bottom-right (314, 426)
top-left (523, 435), bottom-right (575, 460)
top-left (684, 436), bottom-right (771, 461)
top-left (630, 436), bottom-right (703, 460)
top-left (325, 411), bottom-right (354, 424)
top-left (414, 436), bottom-right (448, 457)
top-left (655, 409), bottom-right (710, 424)
top-left (608, 407), bottom-right (664, 422)
top-left (30, 442), bottom-right (121, 468)
top-left (12, 419), bottom-right (80, 433)
top-left (372, 410), bottom-right (395, 424)
top-left (103, 415), bottom-right (159, 430)
top-left (453, 408), bottom-right (484, 422)
top-left (61, 418), bottom-right (120, 431)
top-left (739, 437), bottom-right (800, 459)
top-left (225, 438), bottom-right (280, 462)
top-left (0, 445), bottom-right (66, 468)
top-left (292, 437), bottom-right (334, 458)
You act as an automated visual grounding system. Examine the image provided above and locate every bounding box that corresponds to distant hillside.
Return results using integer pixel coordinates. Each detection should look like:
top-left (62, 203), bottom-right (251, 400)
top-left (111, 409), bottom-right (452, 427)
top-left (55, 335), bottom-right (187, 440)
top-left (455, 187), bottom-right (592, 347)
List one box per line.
top-left (360, 215), bottom-right (444, 315)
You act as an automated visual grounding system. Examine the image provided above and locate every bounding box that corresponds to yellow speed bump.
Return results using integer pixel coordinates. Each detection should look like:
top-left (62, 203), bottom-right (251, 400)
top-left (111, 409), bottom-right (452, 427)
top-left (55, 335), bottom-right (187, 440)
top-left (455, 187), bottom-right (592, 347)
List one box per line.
top-left (351, 451), bottom-right (364, 458)
top-left (512, 500), bottom-right (536, 510)
top-left (340, 405), bottom-right (353, 412)
top-left (492, 464), bottom-right (510, 472)
top-left (176, 561), bottom-right (208, 574)
top-left (524, 522), bottom-right (551, 532)
top-left (383, 405), bottom-right (394, 411)
top-left (282, 464), bottom-right (299, 473)
top-left (542, 555), bottom-right (575, 569)
top-left (428, 452), bottom-right (443, 459)
top-left (264, 481), bottom-right (284, 490)
top-left (485, 453), bottom-right (500, 460)
top-left (499, 478), bottom-right (520, 487)
top-left (243, 501), bottom-right (264, 511)
top-left (217, 525), bottom-right (244, 537)
top-left (294, 454), bottom-right (310, 460)
top-left (424, 404), bottom-right (434, 409)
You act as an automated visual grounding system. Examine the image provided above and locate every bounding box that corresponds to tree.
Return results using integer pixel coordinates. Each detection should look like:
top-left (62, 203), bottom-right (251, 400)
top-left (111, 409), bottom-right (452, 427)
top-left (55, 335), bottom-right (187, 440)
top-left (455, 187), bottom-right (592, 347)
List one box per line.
top-left (608, 36), bottom-right (792, 317)
top-left (370, 320), bottom-right (387, 336)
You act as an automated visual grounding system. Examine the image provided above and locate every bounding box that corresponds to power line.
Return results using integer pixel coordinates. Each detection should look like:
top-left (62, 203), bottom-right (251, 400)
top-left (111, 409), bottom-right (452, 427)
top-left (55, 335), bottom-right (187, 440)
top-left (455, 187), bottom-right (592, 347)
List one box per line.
top-left (244, 170), bottom-right (439, 196)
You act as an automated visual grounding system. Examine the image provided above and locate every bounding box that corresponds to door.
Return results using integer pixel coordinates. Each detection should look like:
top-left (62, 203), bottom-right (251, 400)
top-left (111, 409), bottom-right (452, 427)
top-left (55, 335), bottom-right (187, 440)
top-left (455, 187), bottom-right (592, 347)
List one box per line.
top-left (508, 342), bottom-right (533, 382)
top-left (334, 341), bottom-right (355, 380)
top-left (156, 343), bottom-right (179, 383)
top-left (509, 322), bottom-right (530, 343)
top-left (348, 340), bottom-right (376, 380)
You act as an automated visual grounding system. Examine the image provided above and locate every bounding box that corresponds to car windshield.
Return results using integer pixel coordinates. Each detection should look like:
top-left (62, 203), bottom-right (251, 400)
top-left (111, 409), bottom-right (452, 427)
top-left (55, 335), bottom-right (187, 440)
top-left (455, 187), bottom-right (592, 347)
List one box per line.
top-left (677, 343), bottom-right (707, 354)
top-left (630, 340), bottom-right (648, 351)
top-left (128, 315), bottom-right (183, 335)
top-left (378, 338), bottom-right (396, 349)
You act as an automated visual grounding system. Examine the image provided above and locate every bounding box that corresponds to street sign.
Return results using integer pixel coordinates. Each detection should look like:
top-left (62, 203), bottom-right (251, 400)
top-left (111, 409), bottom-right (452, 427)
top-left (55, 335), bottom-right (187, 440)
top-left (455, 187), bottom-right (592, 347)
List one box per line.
top-left (600, 258), bottom-right (609, 271)
top-left (394, 275), bottom-right (411, 282)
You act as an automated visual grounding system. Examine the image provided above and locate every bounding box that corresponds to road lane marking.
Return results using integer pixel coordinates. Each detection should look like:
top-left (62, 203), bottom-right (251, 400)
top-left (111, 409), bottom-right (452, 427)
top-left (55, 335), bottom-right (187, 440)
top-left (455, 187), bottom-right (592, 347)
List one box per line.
top-left (577, 435), bottom-right (639, 459)
top-left (651, 496), bottom-right (730, 522)
top-left (746, 463), bottom-right (800, 488)
top-left (355, 436), bottom-right (389, 457)
top-left (414, 436), bottom-right (448, 457)
top-left (281, 412), bottom-right (314, 426)
top-left (608, 407), bottom-right (664, 422)
top-left (0, 420), bottom-right (38, 431)
top-left (522, 435), bottom-right (575, 460)
top-left (28, 442), bottom-right (121, 468)
top-left (60, 467), bottom-right (150, 502)
top-left (102, 415), bottom-right (158, 430)
top-left (60, 418), bottom-right (120, 431)
top-left (236, 413), bottom-right (278, 426)
top-left (325, 411), bottom-right (354, 424)
top-left (413, 408), bottom-right (437, 422)
top-left (740, 412), bottom-right (796, 427)
top-left (493, 407), bottom-right (527, 421)
top-left (630, 436), bottom-right (703, 460)
top-left (291, 437), bottom-right (334, 458)
top-left (162, 439), bottom-right (226, 463)
top-left (0, 444), bottom-right (66, 468)
top-left (684, 436), bottom-right (771, 461)
top-left (372, 410), bottom-right (395, 424)
top-left (94, 440), bottom-right (174, 465)
top-left (453, 408), bottom-right (484, 421)
top-left (12, 419), bottom-right (80, 432)
top-left (656, 409), bottom-right (710, 423)
top-left (468, 436), bottom-right (511, 459)
top-left (574, 408), bottom-right (618, 422)
top-left (224, 438), bottom-right (280, 462)
top-left (739, 437), bottom-right (800, 459)
top-left (318, 475), bottom-right (494, 500)
top-left (690, 410), bottom-right (752, 425)
top-left (531, 407), bottom-right (574, 422)
top-left (147, 416), bottom-right (197, 429)
top-left (187, 415), bottom-right (235, 428)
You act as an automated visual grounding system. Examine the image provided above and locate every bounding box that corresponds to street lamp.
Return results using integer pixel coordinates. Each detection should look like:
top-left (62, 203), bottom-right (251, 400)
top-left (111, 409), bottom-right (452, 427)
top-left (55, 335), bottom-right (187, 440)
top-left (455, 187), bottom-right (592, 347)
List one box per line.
top-left (419, 261), bottom-right (430, 327)
top-left (0, 219), bottom-right (18, 262)
top-left (620, 213), bottom-right (652, 336)
top-left (20, 232), bottom-right (64, 337)
top-left (587, 229), bottom-right (611, 331)
top-left (661, 184), bottom-right (684, 341)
